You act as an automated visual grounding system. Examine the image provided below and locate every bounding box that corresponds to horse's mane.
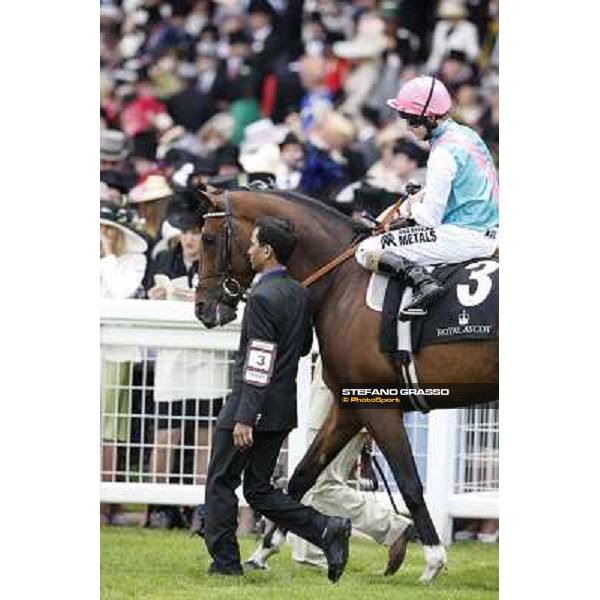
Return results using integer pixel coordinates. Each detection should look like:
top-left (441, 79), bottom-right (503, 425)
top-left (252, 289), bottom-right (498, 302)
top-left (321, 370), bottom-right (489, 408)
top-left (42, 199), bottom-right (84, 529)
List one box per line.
top-left (261, 190), bottom-right (370, 236)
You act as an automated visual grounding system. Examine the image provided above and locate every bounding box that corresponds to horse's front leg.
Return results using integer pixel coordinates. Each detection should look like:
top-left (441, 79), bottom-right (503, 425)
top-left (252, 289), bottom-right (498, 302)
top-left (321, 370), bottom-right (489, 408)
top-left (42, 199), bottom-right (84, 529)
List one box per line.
top-left (244, 404), bottom-right (360, 570)
top-left (364, 408), bottom-right (447, 583)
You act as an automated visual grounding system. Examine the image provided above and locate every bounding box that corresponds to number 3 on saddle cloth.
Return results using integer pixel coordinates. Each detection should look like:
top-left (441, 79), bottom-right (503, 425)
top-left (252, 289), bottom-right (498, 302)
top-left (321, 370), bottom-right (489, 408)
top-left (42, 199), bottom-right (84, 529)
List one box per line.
top-left (367, 258), bottom-right (499, 360)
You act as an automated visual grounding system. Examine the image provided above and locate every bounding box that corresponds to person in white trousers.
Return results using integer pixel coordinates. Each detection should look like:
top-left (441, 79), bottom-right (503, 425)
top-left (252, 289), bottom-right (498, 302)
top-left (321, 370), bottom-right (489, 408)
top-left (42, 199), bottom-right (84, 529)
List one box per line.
top-left (289, 358), bottom-right (414, 575)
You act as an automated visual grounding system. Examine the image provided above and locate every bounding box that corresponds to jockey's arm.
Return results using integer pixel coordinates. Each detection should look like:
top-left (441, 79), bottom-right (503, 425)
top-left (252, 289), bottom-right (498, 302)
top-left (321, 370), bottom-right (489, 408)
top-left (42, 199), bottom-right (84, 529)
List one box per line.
top-left (407, 146), bottom-right (457, 228)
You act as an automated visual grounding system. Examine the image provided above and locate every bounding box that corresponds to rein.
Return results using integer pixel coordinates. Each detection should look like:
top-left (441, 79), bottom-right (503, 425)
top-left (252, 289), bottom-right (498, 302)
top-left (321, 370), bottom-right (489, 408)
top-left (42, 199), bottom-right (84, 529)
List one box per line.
top-left (300, 192), bottom-right (408, 288)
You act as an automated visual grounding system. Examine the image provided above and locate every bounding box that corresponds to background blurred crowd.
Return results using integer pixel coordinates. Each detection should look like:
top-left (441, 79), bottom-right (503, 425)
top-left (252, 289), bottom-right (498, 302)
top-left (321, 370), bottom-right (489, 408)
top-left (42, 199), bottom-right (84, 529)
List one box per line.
top-left (101, 0), bottom-right (499, 295)
top-left (100, 0), bottom-right (499, 534)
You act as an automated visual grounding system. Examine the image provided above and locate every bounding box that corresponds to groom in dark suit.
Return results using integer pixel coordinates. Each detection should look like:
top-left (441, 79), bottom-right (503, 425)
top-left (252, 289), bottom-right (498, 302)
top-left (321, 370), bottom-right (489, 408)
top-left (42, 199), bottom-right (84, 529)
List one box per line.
top-left (203, 216), bottom-right (352, 582)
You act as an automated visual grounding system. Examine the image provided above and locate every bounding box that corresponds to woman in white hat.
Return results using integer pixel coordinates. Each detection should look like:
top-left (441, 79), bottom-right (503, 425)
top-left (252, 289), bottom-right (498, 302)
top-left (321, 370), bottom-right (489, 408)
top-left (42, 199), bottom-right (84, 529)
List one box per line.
top-left (100, 202), bottom-right (148, 525)
top-left (100, 203), bottom-right (148, 298)
top-left (425, 1), bottom-right (480, 74)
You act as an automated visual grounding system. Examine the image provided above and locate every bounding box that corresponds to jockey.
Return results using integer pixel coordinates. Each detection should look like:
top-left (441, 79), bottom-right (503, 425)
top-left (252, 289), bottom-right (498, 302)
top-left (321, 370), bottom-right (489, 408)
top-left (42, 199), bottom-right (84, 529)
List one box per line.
top-left (355, 76), bottom-right (499, 314)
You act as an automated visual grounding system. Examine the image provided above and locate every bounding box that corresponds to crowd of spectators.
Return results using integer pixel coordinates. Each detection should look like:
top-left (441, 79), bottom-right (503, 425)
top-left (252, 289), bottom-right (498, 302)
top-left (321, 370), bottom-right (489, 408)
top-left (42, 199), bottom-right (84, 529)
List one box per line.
top-left (100, 0), bottom-right (499, 532)
top-left (101, 0), bottom-right (499, 247)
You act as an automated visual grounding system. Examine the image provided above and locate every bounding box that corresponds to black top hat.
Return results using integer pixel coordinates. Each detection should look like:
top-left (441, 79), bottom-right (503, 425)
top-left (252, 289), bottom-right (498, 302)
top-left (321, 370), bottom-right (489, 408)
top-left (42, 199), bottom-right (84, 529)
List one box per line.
top-left (100, 169), bottom-right (132, 194)
top-left (216, 144), bottom-right (242, 168)
top-left (199, 23), bottom-right (220, 40)
top-left (162, 148), bottom-right (199, 169)
top-left (445, 49), bottom-right (469, 64)
top-left (248, 0), bottom-right (277, 18)
top-left (131, 130), bottom-right (158, 160)
top-left (228, 29), bottom-right (252, 46)
top-left (166, 191), bottom-right (202, 230)
top-left (392, 139), bottom-right (429, 168)
top-left (353, 185), bottom-right (398, 217)
top-left (192, 155), bottom-right (218, 176)
top-left (279, 132), bottom-right (303, 149)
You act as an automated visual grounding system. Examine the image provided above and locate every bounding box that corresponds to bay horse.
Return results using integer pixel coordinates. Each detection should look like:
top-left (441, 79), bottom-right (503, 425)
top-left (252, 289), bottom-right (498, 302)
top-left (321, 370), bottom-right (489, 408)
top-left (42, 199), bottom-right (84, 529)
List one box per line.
top-left (194, 188), bottom-right (498, 582)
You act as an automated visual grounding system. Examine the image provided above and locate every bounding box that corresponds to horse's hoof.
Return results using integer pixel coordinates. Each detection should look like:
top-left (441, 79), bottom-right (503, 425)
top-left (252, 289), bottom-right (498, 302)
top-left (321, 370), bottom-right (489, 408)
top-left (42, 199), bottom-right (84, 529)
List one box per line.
top-left (419, 545), bottom-right (447, 583)
top-left (384, 524), bottom-right (413, 576)
top-left (243, 559), bottom-right (269, 571)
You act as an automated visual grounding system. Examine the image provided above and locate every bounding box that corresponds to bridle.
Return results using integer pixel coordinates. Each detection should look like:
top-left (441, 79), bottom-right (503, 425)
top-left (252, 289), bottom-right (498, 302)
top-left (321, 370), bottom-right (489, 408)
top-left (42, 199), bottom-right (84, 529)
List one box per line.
top-left (199, 189), bottom-right (413, 303)
top-left (199, 191), bottom-right (248, 307)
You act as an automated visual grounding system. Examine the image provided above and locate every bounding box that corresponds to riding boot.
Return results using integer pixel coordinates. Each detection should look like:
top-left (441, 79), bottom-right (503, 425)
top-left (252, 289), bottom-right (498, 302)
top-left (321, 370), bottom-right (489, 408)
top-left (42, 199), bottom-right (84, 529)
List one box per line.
top-left (376, 252), bottom-right (445, 315)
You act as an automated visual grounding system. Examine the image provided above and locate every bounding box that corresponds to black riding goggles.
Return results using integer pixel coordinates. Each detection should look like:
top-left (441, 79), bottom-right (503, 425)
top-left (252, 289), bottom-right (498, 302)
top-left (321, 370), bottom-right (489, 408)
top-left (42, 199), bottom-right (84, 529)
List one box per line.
top-left (397, 112), bottom-right (427, 128)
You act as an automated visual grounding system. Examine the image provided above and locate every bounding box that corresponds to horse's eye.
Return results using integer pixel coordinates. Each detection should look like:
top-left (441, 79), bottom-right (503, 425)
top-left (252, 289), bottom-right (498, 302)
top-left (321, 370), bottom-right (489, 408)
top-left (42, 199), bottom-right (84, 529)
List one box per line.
top-left (202, 234), bottom-right (216, 244)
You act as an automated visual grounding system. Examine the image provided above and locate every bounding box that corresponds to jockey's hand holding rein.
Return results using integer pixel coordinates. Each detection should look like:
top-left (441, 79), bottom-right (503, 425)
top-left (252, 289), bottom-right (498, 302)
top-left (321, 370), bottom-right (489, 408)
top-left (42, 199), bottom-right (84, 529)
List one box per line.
top-left (398, 189), bottom-right (426, 221)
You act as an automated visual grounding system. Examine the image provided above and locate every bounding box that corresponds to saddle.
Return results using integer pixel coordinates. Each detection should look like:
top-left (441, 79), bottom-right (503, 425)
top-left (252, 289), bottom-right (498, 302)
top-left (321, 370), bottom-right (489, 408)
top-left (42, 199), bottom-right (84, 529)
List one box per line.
top-left (366, 258), bottom-right (499, 410)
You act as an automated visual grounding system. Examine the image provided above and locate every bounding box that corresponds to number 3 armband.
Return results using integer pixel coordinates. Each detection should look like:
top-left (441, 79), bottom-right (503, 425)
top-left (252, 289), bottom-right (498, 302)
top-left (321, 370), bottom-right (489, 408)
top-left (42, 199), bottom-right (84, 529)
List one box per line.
top-left (243, 339), bottom-right (277, 386)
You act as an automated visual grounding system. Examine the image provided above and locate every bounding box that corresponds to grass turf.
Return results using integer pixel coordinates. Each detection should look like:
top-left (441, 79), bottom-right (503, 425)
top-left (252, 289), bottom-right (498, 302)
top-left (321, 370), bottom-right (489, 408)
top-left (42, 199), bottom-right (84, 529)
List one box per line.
top-left (101, 527), bottom-right (498, 599)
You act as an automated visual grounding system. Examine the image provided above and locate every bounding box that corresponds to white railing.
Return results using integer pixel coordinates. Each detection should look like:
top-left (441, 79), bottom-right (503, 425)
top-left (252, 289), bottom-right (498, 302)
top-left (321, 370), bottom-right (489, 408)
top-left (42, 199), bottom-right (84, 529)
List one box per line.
top-left (100, 299), bottom-right (498, 543)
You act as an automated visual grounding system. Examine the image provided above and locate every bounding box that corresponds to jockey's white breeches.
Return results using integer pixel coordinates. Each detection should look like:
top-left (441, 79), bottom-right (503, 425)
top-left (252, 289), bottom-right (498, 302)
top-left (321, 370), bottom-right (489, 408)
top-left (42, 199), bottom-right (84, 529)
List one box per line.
top-left (355, 224), bottom-right (499, 268)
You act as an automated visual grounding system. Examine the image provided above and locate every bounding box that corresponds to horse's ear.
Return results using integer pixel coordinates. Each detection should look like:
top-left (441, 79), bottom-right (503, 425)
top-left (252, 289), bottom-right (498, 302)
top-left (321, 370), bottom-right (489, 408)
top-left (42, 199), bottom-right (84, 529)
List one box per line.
top-left (193, 183), bottom-right (221, 215)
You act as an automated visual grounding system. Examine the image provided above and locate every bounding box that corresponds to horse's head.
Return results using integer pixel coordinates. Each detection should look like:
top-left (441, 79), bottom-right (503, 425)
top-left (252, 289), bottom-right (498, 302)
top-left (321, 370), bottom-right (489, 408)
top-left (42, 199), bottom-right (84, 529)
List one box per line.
top-left (194, 189), bottom-right (255, 328)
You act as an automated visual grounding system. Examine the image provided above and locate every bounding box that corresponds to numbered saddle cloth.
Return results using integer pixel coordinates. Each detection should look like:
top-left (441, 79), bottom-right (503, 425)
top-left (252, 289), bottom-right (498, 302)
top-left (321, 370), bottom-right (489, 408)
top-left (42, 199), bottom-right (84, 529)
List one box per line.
top-left (367, 258), bottom-right (499, 353)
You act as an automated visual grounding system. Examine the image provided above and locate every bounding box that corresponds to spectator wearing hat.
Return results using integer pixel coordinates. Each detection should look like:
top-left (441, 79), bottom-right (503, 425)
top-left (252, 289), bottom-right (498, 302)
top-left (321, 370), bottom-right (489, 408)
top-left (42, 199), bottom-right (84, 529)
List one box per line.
top-left (100, 129), bottom-right (139, 202)
top-left (238, 119), bottom-right (283, 175)
top-left (275, 132), bottom-right (305, 190)
top-left (100, 129), bottom-right (129, 169)
top-left (425, 1), bottom-right (480, 74)
top-left (215, 144), bottom-right (244, 176)
top-left (223, 29), bottom-right (260, 103)
top-left (332, 13), bottom-right (389, 118)
top-left (437, 49), bottom-right (479, 94)
top-left (351, 184), bottom-right (399, 223)
top-left (100, 170), bottom-right (133, 204)
top-left (100, 202), bottom-right (148, 525)
top-left (127, 174), bottom-right (174, 272)
top-left (246, 0), bottom-right (284, 83)
top-left (130, 130), bottom-right (160, 180)
top-left (195, 43), bottom-right (228, 100)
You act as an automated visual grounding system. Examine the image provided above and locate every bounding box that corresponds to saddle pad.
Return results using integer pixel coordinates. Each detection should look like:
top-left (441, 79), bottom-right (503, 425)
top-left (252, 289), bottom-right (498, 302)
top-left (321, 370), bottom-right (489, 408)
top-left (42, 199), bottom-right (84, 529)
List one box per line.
top-left (366, 258), bottom-right (499, 353)
top-left (366, 273), bottom-right (413, 352)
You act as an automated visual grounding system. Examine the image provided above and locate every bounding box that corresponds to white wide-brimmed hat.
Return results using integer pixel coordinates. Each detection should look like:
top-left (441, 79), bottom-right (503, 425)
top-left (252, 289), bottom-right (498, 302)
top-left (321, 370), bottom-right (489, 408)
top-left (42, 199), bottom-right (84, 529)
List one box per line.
top-left (438, 0), bottom-right (468, 19)
top-left (333, 14), bottom-right (388, 60)
top-left (128, 175), bottom-right (173, 203)
top-left (240, 119), bottom-right (283, 153)
top-left (100, 203), bottom-right (148, 254)
top-left (240, 143), bottom-right (281, 174)
top-left (332, 36), bottom-right (387, 60)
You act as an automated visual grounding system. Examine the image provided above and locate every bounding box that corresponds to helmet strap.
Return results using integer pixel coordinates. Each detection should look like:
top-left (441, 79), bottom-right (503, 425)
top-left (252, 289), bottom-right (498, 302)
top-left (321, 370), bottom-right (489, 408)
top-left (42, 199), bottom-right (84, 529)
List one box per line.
top-left (420, 77), bottom-right (439, 141)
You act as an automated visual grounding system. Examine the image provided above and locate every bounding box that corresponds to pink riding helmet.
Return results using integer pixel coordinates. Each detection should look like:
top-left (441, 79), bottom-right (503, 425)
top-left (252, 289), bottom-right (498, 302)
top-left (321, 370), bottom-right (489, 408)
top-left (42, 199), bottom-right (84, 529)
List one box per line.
top-left (387, 76), bottom-right (452, 117)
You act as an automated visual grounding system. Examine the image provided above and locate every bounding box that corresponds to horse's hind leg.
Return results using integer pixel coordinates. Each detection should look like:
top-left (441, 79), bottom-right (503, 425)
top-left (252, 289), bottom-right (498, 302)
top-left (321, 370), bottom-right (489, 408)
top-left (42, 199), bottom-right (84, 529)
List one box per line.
top-left (364, 409), bottom-right (447, 583)
top-left (287, 403), bottom-right (361, 501)
top-left (245, 405), bottom-right (360, 569)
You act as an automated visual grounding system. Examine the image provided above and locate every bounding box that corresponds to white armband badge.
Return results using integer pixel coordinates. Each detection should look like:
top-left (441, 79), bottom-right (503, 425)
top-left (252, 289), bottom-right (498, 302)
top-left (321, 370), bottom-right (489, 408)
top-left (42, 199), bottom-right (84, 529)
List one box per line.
top-left (243, 339), bottom-right (277, 386)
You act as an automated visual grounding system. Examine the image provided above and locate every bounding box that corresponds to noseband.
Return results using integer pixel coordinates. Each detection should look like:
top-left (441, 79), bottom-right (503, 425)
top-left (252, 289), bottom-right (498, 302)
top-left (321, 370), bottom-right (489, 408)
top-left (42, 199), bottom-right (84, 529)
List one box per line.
top-left (200, 192), bottom-right (247, 307)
